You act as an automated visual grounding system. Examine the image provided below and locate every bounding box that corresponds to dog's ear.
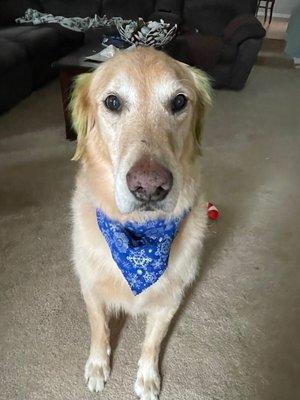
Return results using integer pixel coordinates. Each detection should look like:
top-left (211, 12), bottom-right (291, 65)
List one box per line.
top-left (188, 66), bottom-right (212, 151)
top-left (69, 73), bottom-right (94, 161)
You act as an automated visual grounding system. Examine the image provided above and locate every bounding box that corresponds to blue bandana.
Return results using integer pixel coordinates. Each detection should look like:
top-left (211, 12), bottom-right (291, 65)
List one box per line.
top-left (96, 209), bottom-right (189, 295)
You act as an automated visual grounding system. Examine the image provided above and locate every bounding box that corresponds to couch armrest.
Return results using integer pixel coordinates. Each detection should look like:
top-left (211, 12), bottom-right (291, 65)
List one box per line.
top-left (229, 37), bottom-right (263, 90)
top-left (224, 15), bottom-right (266, 46)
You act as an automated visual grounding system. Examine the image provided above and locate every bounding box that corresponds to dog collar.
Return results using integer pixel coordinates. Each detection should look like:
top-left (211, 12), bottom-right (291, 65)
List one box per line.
top-left (96, 209), bottom-right (190, 295)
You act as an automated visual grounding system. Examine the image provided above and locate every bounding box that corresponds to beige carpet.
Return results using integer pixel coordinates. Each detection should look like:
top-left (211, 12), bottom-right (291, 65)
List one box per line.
top-left (257, 38), bottom-right (294, 69)
top-left (1, 65), bottom-right (300, 400)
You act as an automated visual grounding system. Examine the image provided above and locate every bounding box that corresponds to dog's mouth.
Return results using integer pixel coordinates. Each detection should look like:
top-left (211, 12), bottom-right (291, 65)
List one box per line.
top-left (136, 201), bottom-right (164, 212)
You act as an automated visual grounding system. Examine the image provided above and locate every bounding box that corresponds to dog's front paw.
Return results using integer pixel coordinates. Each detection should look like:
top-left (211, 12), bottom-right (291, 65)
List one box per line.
top-left (84, 355), bottom-right (110, 393)
top-left (134, 361), bottom-right (160, 400)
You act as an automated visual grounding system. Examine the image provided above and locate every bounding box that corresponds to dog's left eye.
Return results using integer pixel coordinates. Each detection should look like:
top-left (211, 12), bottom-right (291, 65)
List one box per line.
top-left (171, 94), bottom-right (187, 113)
top-left (104, 95), bottom-right (121, 112)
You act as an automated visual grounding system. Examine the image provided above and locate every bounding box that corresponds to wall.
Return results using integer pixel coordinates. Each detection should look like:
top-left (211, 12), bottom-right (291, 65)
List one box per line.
top-left (274, 0), bottom-right (300, 16)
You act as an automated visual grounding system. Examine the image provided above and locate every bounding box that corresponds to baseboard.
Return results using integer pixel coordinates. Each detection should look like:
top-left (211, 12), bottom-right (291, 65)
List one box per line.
top-left (257, 11), bottom-right (290, 19)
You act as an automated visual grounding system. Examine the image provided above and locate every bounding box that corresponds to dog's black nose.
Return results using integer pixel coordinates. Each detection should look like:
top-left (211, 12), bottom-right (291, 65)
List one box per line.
top-left (126, 156), bottom-right (173, 202)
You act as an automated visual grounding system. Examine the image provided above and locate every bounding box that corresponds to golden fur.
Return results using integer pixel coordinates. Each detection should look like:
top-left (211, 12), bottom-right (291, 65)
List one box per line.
top-left (71, 47), bottom-right (211, 398)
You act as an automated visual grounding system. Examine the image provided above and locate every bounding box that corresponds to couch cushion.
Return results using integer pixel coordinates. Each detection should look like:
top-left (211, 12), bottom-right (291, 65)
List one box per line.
top-left (0, 57), bottom-right (33, 113)
top-left (0, 25), bottom-right (39, 39)
top-left (0, 37), bottom-right (28, 73)
top-left (147, 11), bottom-right (182, 26)
top-left (183, 0), bottom-right (237, 36)
top-left (0, 0), bottom-right (44, 26)
top-left (186, 33), bottom-right (223, 69)
top-left (155, 0), bottom-right (183, 14)
top-left (102, 0), bottom-right (155, 19)
top-left (0, 24), bottom-right (84, 90)
top-left (43, 23), bottom-right (84, 45)
top-left (41, 0), bottom-right (102, 17)
top-left (249, 0), bottom-right (258, 14)
top-left (6, 26), bottom-right (61, 57)
top-left (1, 25), bottom-right (83, 58)
top-left (166, 32), bottom-right (223, 70)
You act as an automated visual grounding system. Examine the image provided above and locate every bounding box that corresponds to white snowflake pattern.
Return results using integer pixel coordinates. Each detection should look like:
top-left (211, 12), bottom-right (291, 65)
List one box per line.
top-left (113, 231), bottom-right (129, 253)
top-left (127, 249), bottom-right (152, 268)
top-left (126, 272), bottom-right (142, 290)
top-left (155, 236), bottom-right (172, 256)
top-left (112, 249), bottom-right (122, 265)
top-left (145, 220), bottom-right (157, 229)
top-left (152, 259), bottom-right (164, 270)
top-left (102, 230), bottom-right (113, 246)
top-left (165, 222), bottom-right (174, 231)
top-left (145, 227), bottom-right (164, 240)
top-left (143, 271), bottom-right (157, 284)
top-left (108, 222), bottom-right (120, 233)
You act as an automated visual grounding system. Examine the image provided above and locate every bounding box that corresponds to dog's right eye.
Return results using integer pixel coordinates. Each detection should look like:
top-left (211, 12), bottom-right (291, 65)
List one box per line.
top-left (104, 95), bottom-right (121, 112)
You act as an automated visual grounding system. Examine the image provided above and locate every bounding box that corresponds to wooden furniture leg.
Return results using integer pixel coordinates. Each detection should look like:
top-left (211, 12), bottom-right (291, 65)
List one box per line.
top-left (264, 1), bottom-right (268, 23)
top-left (269, 1), bottom-right (275, 24)
top-left (59, 69), bottom-right (77, 140)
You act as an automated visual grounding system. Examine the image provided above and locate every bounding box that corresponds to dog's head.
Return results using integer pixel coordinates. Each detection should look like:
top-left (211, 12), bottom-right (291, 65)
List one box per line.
top-left (71, 47), bottom-right (211, 215)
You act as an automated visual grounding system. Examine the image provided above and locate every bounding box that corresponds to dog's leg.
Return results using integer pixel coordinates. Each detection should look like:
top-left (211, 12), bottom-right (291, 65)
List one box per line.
top-left (83, 290), bottom-right (111, 393)
top-left (135, 305), bottom-right (179, 400)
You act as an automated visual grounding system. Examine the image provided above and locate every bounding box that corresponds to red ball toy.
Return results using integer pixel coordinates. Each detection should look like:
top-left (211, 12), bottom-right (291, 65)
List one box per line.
top-left (207, 202), bottom-right (220, 220)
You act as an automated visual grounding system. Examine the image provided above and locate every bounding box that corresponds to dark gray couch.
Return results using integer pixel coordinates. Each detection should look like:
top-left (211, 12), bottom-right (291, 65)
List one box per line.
top-left (0, 0), bottom-right (87, 113)
top-left (161, 0), bottom-right (265, 89)
top-left (0, 0), bottom-right (265, 113)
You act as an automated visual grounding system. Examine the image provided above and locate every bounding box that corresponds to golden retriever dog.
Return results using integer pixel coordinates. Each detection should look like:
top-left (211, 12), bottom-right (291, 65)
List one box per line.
top-left (70, 46), bottom-right (211, 399)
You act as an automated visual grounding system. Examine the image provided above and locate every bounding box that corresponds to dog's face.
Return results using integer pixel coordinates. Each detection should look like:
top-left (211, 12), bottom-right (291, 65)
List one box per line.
top-left (71, 47), bottom-right (211, 215)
